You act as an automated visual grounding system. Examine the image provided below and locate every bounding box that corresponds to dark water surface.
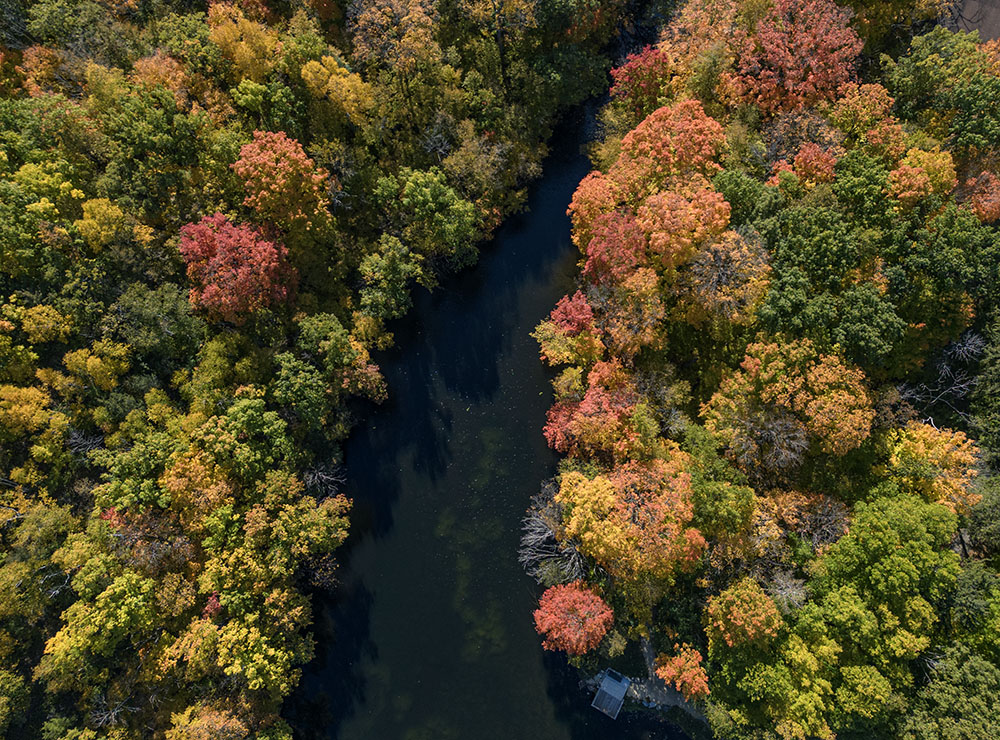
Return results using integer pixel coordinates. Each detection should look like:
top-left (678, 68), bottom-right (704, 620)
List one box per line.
top-left (285, 109), bottom-right (683, 740)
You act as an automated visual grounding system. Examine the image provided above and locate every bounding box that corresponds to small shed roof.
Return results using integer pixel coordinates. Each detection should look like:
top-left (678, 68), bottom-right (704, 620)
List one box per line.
top-left (591, 669), bottom-right (631, 719)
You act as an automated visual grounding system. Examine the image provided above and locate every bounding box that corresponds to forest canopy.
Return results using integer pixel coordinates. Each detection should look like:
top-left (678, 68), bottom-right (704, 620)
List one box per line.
top-left (0, 0), bottom-right (633, 736)
top-left (523, 2), bottom-right (1000, 739)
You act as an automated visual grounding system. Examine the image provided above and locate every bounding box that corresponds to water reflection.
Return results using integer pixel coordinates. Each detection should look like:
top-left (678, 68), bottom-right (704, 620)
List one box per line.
top-left (284, 108), bottom-right (686, 740)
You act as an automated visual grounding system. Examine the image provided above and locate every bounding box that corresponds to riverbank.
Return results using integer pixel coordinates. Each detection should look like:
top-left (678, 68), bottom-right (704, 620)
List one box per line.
top-left (283, 103), bottom-right (685, 739)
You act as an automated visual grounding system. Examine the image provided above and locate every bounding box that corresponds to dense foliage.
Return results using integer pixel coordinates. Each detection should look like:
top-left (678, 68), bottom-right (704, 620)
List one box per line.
top-left (0, 0), bottom-right (633, 736)
top-left (524, 2), bottom-right (1000, 738)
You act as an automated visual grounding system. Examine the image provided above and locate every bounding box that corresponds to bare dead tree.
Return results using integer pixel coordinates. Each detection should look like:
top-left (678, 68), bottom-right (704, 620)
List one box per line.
top-left (89, 694), bottom-right (138, 728)
top-left (767, 570), bottom-right (807, 613)
top-left (728, 408), bottom-right (809, 483)
top-left (303, 463), bottom-right (347, 499)
top-left (67, 428), bottom-right (105, 456)
top-left (0, 0), bottom-right (30, 49)
top-left (39, 567), bottom-right (74, 598)
top-left (104, 513), bottom-right (195, 577)
top-left (422, 112), bottom-right (455, 162)
top-left (764, 110), bottom-right (845, 164)
top-left (518, 481), bottom-right (586, 585)
top-left (898, 331), bottom-right (985, 425)
top-left (799, 495), bottom-right (849, 551)
top-left (1, 503), bottom-right (24, 529)
top-left (942, 0), bottom-right (985, 35)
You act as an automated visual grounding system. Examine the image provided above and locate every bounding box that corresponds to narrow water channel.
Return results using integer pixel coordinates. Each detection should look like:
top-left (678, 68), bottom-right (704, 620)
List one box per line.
top-left (285, 108), bottom-right (684, 740)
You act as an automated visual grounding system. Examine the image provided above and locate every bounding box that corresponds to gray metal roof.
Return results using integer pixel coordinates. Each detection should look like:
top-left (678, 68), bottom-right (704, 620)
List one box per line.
top-left (591, 669), bottom-right (631, 719)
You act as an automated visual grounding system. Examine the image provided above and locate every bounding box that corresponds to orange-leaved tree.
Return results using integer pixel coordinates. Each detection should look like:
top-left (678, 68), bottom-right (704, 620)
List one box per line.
top-left (656, 643), bottom-right (711, 700)
top-left (704, 577), bottom-right (784, 653)
top-left (232, 130), bottom-right (332, 233)
top-left (701, 339), bottom-right (874, 477)
top-left (533, 581), bottom-right (614, 655)
top-left (557, 452), bottom-right (706, 584)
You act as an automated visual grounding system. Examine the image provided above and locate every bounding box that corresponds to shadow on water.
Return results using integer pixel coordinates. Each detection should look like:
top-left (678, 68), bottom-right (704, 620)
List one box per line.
top-left (284, 105), bottom-right (689, 740)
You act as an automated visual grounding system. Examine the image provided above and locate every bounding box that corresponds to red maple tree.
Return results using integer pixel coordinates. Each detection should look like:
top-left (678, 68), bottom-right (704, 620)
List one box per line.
top-left (533, 581), bottom-right (614, 655)
top-left (543, 360), bottom-right (640, 460)
top-left (968, 171), bottom-right (1000, 223)
top-left (610, 45), bottom-right (673, 118)
top-left (731, 0), bottom-right (863, 113)
top-left (612, 99), bottom-right (727, 197)
top-left (178, 213), bottom-right (296, 324)
top-left (582, 210), bottom-right (646, 283)
top-left (550, 291), bottom-right (595, 336)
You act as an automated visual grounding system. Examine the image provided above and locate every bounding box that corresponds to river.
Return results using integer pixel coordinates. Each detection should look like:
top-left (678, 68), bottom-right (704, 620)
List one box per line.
top-left (284, 107), bottom-right (686, 740)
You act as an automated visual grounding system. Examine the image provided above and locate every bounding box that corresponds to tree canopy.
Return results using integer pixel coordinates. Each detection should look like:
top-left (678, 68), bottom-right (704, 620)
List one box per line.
top-left (524, 6), bottom-right (1000, 739)
top-left (0, 0), bottom-right (631, 735)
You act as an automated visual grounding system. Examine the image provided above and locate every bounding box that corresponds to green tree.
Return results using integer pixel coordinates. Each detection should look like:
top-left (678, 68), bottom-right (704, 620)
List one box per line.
top-left (812, 495), bottom-right (960, 685)
top-left (375, 167), bottom-right (480, 274)
top-left (899, 646), bottom-right (1000, 740)
top-left (101, 283), bottom-right (205, 377)
top-left (969, 477), bottom-right (1000, 563)
top-left (359, 235), bottom-right (421, 321)
top-left (35, 571), bottom-right (158, 693)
